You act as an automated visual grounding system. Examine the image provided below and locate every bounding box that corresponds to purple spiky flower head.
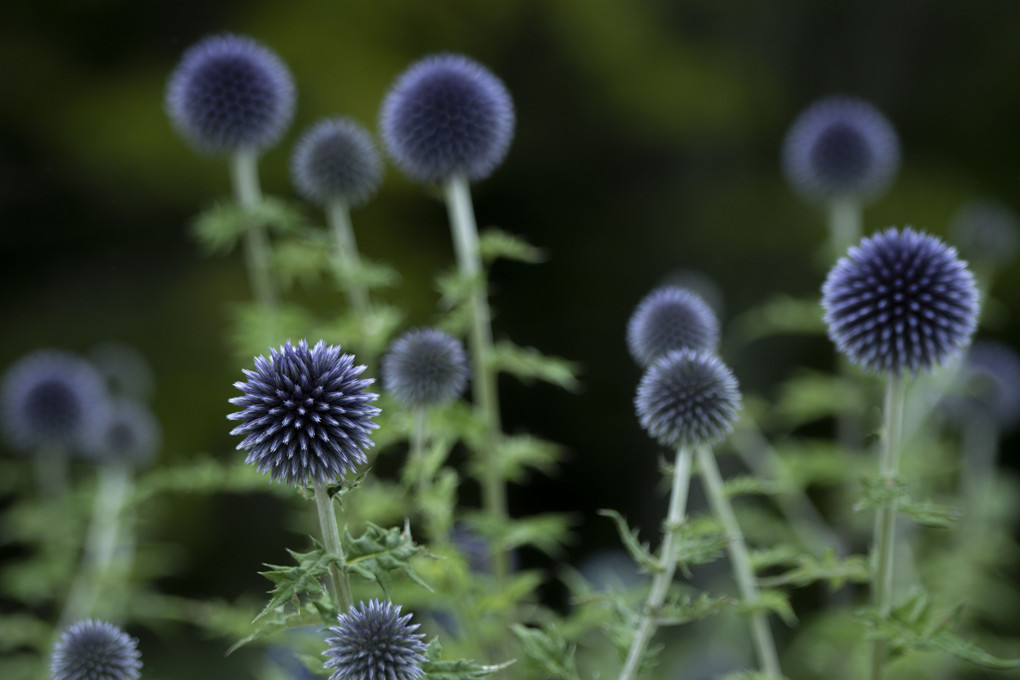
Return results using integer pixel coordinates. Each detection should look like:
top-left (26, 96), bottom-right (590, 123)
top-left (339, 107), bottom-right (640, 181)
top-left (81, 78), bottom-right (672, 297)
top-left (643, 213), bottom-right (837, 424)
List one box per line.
top-left (382, 328), bottom-right (469, 409)
top-left (228, 340), bottom-right (380, 487)
top-left (823, 227), bottom-right (979, 374)
top-left (50, 619), bottom-right (142, 680)
top-left (950, 199), bottom-right (1020, 270)
top-left (1, 350), bottom-right (107, 453)
top-left (635, 349), bottom-right (741, 449)
top-left (380, 53), bottom-right (515, 183)
top-left (324, 599), bottom-right (427, 680)
top-left (83, 397), bottom-right (161, 468)
top-left (627, 287), bottom-right (720, 367)
top-left (782, 97), bottom-right (900, 203)
top-left (166, 34), bottom-right (295, 154)
top-left (290, 118), bottom-right (384, 206)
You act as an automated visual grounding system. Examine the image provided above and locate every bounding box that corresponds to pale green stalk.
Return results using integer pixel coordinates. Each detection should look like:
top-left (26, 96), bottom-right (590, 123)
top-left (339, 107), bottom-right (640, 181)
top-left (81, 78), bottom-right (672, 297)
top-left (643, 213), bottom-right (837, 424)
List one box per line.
top-left (314, 480), bottom-right (353, 612)
top-left (326, 198), bottom-right (372, 319)
top-left (33, 443), bottom-right (68, 501)
top-left (828, 197), bottom-right (861, 262)
top-left (230, 148), bottom-right (278, 312)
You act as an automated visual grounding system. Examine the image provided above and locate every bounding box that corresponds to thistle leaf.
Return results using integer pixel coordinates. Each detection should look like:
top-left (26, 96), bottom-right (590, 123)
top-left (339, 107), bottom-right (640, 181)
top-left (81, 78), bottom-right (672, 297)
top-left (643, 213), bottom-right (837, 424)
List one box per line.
top-left (599, 509), bottom-right (659, 573)
top-left (488, 341), bottom-right (582, 392)
top-left (758, 549), bottom-right (870, 589)
top-left (512, 623), bottom-right (581, 680)
top-left (479, 228), bottom-right (547, 265)
top-left (342, 522), bottom-right (432, 597)
top-left (420, 640), bottom-right (514, 680)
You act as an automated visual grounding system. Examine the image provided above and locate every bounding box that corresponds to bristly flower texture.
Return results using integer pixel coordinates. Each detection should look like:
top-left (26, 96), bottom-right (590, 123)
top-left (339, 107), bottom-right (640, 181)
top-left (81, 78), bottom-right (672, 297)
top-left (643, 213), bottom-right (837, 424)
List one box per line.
top-left (83, 397), bottom-right (161, 468)
top-left (379, 53), bottom-right (515, 183)
top-left (823, 227), bottom-right (980, 374)
top-left (382, 328), bottom-right (469, 409)
top-left (228, 340), bottom-right (380, 486)
top-left (50, 619), bottom-right (142, 680)
top-left (166, 33), bottom-right (295, 154)
top-left (0, 350), bottom-right (107, 453)
top-left (324, 599), bottom-right (427, 680)
top-left (782, 96), bottom-right (900, 203)
top-left (635, 348), bottom-right (741, 449)
top-left (291, 118), bottom-right (384, 206)
top-left (627, 286), bottom-right (720, 367)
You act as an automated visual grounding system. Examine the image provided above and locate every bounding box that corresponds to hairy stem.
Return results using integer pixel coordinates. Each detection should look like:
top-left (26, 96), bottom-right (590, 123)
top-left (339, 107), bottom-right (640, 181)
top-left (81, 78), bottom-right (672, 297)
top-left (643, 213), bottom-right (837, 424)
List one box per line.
top-left (326, 198), bottom-right (372, 320)
top-left (314, 481), bottom-right (353, 613)
top-left (230, 148), bottom-right (278, 313)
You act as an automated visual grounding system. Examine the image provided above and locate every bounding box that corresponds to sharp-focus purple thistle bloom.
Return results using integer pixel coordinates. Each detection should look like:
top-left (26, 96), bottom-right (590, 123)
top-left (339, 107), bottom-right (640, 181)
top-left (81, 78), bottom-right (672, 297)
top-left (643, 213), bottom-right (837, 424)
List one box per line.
top-left (950, 199), bottom-right (1020, 269)
top-left (635, 349), bottom-right (741, 449)
top-left (324, 600), bottom-right (427, 680)
top-left (290, 118), bottom-right (384, 206)
top-left (1, 350), bottom-right (107, 453)
top-left (50, 619), bottom-right (142, 680)
top-left (823, 227), bottom-right (979, 374)
top-left (627, 287), bottom-right (720, 367)
top-left (782, 97), bottom-right (900, 203)
top-left (166, 34), bottom-right (295, 154)
top-left (955, 340), bottom-right (1020, 431)
top-left (228, 340), bottom-right (380, 486)
top-left (381, 328), bottom-right (469, 409)
top-left (83, 397), bottom-right (161, 467)
top-left (379, 54), bottom-right (515, 183)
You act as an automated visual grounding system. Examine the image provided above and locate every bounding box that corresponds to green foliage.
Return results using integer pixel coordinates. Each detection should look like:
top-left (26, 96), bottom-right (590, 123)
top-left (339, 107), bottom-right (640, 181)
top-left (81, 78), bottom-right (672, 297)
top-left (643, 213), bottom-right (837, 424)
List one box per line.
top-left (856, 477), bottom-right (962, 529)
top-left (420, 640), bottom-right (513, 680)
top-left (469, 433), bottom-right (564, 483)
top-left (759, 549), bottom-right (870, 590)
top-left (470, 512), bottom-right (573, 557)
top-left (342, 522), bottom-right (431, 597)
top-left (731, 295), bottom-right (826, 345)
top-left (192, 197), bottom-right (307, 254)
top-left (723, 474), bottom-right (784, 498)
top-left (132, 456), bottom-right (271, 503)
top-left (599, 509), bottom-right (659, 573)
top-left (656, 592), bottom-right (733, 626)
top-left (774, 371), bottom-right (870, 427)
top-left (489, 341), bottom-right (582, 392)
top-left (512, 623), bottom-right (581, 680)
top-left (479, 228), bottom-right (546, 265)
top-left (738, 589), bottom-right (797, 626)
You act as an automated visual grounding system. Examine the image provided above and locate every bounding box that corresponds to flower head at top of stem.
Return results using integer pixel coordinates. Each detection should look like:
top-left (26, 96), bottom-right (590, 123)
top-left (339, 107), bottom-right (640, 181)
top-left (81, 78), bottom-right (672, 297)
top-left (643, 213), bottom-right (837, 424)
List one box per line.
top-left (382, 327), bottom-right (469, 409)
top-left (81, 397), bottom-right (161, 468)
top-left (290, 117), bottom-right (384, 206)
top-left (51, 619), bottom-right (142, 680)
top-left (627, 286), bottom-right (720, 367)
top-left (324, 599), bottom-right (427, 680)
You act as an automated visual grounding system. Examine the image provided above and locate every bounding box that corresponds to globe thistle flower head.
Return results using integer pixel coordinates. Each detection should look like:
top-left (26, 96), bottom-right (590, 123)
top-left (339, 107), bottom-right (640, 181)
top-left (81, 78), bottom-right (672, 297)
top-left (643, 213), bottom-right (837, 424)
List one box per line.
top-left (166, 34), bottom-right (295, 154)
top-left (83, 397), bottom-right (161, 467)
top-left (380, 53), bottom-right (515, 183)
top-left (324, 599), bottom-right (427, 680)
top-left (382, 328), bottom-right (469, 409)
top-left (635, 349), bottom-right (741, 449)
top-left (51, 619), bottom-right (142, 680)
top-left (1, 350), bottom-right (107, 453)
top-left (823, 227), bottom-right (980, 374)
top-left (228, 340), bottom-right (380, 486)
top-left (290, 118), bottom-right (384, 206)
top-left (949, 199), bottom-right (1020, 269)
top-left (627, 286), bottom-right (720, 367)
top-left (782, 96), bottom-right (900, 203)
top-left (954, 340), bottom-right (1020, 431)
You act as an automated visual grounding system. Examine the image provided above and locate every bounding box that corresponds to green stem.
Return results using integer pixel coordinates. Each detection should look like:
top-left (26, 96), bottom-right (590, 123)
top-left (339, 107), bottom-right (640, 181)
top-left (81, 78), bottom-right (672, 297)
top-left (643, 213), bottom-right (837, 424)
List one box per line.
top-left (230, 148), bottom-right (278, 312)
top-left (314, 481), bottom-right (353, 613)
top-left (869, 374), bottom-right (907, 680)
top-left (618, 445), bottom-right (693, 680)
top-left (326, 198), bottom-right (372, 319)
top-left (33, 443), bottom-right (68, 501)
top-left (828, 197), bottom-right (861, 262)
top-left (697, 445), bottom-right (781, 678)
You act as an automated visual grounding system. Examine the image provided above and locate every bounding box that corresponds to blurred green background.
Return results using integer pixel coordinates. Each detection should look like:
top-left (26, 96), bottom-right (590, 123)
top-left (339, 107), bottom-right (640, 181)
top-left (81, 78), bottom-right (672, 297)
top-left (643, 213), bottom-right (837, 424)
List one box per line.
top-left (3, 0), bottom-right (1019, 677)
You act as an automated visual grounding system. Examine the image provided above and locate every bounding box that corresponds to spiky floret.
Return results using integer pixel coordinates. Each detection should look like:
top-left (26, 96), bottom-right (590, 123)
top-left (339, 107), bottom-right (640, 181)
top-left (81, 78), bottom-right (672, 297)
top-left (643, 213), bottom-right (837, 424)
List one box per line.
top-left (782, 96), bottom-right (900, 203)
top-left (950, 199), bottom-right (1020, 269)
top-left (635, 349), bottom-right (741, 449)
top-left (379, 53), bottom-right (515, 183)
top-left (626, 286), bottom-right (720, 367)
top-left (165, 33), bottom-right (295, 154)
top-left (381, 328), bottom-right (469, 409)
top-left (290, 118), bottom-right (384, 206)
top-left (50, 619), bottom-right (142, 680)
top-left (823, 227), bottom-right (980, 374)
top-left (228, 340), bottom-right (379, 486)
top-left (83, 397), bottom-right (160, 467)
top-left (1, 350), bottom-right (107, 453)
top-left (324, 599), bottom-right (427, 680)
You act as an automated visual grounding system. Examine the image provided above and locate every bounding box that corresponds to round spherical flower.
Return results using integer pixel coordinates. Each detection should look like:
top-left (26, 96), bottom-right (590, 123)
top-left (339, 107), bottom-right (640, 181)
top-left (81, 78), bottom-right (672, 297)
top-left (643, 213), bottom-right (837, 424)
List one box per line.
top-left (627, 286), bottom-right (720, 367)
top-left (382, 328), bottom-right (469, 409)
top-left (823, 227), bottom-right (980, 374)
top-left (379, 53), bottom-right (515, 183)
top-left (635, 349), bottom-right (741, 449)
top-left (291, 118), bottom-right (384, 206)
top-left (324, 599), bottom-right (427, 680)
top-left (83, 397), bottom-right (161, 467)
top-left (950, 199), bottom-right (1020, 269)
top-left (1, 350), bottom-right (107, 453)
top-left (51, 619), bottom-right (142, 680)
top-left (782, 96), bottom-right (900, 203)
top-left (228, 340), bottom-right (380, 486)
top-left (166, 33), bottom-right (295, 154)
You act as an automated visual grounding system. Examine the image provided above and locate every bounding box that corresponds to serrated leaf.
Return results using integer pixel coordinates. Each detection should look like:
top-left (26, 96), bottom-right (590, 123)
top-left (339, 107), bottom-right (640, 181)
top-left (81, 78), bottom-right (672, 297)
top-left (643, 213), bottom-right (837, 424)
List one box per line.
top-left (657, 592), bottom-right (733, 626)
top-left (758, 548), bottom-right (870, 589)
top-left (421, 640), bottom-right (514, 680)
top-left (731, 294), bottom-right (826, 344)
top-left (749, 545), bottom-right (801, 572)
top-left (192, 198), bottom-right (307, 254)
top-left (738, 589), bottom-right (796, 626)
top-left (723, 474), bottom-right (784, 498)
top-left (775, 372), bottom-right (869, 426)
top-left (488, 341), bottom-right (581, 392)
top-left (599, 509), bottom-right (659, 573)
top-left (672, 517), bottom-right (728, 570)
top-left (343, 522), bottom-right (431, 597)
top-left (479, 228), bottom-right (547, 265)
top-left (274, 234), bottom-right (331, 289)
top-left (230, 303), bottom-right (314, 359)
top-left (855, 477), bottom-right (961, 528)
top-left (131, 457), bottom-right (269, 504)
top-left (899, 499), bottom-right (962, 528)
top-left (512, 623), bottom-right (581, 680)
top-left (252, 542), bottom-right (338, 626)
top-left (327, 255), bottom-right (400, 292)
top-left (468, 434), bottom-right (563, 483)
top-left (471, 512), bottom-right (573, 557)
top-left (772, 439), bottom-right (861, 489)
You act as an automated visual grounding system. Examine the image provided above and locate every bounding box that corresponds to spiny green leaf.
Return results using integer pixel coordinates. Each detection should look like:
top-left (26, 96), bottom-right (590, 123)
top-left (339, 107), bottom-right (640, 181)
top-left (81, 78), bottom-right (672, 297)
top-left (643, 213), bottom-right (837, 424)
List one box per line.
top-left (599, 509), bottom-right (659, 573)
top-left (738, 589), bottom-right (796, 626)
top-left (749, 545), bottom-right (801, 572)
top-left (471, 512), bottom-right (574, 557)
top-left (253, 542), bottom-right (338, 626)
top-left (192, 198), bottom-right (307, 254)
top-left (230, 303), bottom-right (314, 360)
top-left (855, 477), bottom-right (961, 528)
top-left (327, 255), bottom-right (400, 292)
top-left (511, 623), bottom-right (581, 680)
top-left (343, 522), bottom-right (431, 597)
top-left (758, 548), bottom-right (870, 589)
top-left (723, 474), bottom-right (785, 498)
top-left (420, 639), bottom-right (514, 680)
top-left (479, 228), bottom-right (547, 265)
top-left (656, 592), bottom-right (733, 626)
top-left (772, 439), bottom-right (862, 489)
top-left (274, 233), bottom-right (331, 289)
top-left (899, 499), bottom-right (962, 528)
top-left (468, 434), bottom-right (564, 483)
top-left (731, 294), bottom-right (826, 344)
top-left (488, 341), bottom-right (582, 392)
top-left (132, 456), bottom-right (269, 504)
top-left (313, 303), bottom-right (405, 357)
top-left (671, 516), bottom-right (728, 570)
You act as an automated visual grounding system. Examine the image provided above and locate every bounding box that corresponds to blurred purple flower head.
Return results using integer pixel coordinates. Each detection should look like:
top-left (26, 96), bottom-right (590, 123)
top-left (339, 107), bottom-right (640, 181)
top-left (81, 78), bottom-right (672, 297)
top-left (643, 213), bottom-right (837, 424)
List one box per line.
top-left (382, 328), bottom-right (469, 409)
top-left (324, 600), bottom-right (427, 680)
top-left (51, 619), bottom-right (142, 680)
top-left (83, 397), bottom-right (161, 467)
top-left (291, 118), bottom-right (384, 206)
top-left (627, 286), bottom-right (720, 367)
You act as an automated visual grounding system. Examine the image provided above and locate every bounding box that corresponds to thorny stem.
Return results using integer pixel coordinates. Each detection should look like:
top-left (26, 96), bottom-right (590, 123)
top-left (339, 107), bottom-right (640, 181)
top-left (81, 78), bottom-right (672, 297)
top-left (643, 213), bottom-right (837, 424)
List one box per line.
top-left (230, 148), bottom-right (278, 314)
top-left (314, 480), bottom-right (354, 613)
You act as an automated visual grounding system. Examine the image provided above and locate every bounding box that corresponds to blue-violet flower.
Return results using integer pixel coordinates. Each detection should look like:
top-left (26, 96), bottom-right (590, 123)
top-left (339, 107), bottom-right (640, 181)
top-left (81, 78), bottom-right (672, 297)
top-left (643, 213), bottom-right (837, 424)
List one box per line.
top-left (50, 619), bottom-right (142, 680)
top-left (324, 599), bottom-right (427, 680)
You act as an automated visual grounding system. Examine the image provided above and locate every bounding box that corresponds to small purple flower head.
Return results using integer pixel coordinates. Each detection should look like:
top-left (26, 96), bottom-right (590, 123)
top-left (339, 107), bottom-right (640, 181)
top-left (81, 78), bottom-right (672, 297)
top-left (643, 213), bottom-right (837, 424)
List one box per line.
top-left (90, 343), bottom-right (155, 402)
top-left (823, 227), bottom-right (980, 374)
top-left (627, 287), bottom-right (720, 367)
top-left (166, 34), bottom-right (295, 154)
top-left (381, 328), bottom-right (469, 409)
top-left (949, 199), bottom-right (1020, 269)
top-left (290, 118), bottom-right (384, 206)
top-left (50, 619), bottom-right (142, 680)
top-left (380, 54), bottom-right (515, 183)
top-left (954, 340), bottom-right (1020, 431)
top-left (228, 340), bottom-right (380, 486)
top-left (782, 97), bottom-right (900, 203)
top-left (635, 349), bottom-right (741, 448)
top-left (83, 397), bottom-right (161, 467)
top-left (1, 350), bottom-right (107, 453)
top-left (324, 599), bottom-right (427, 680)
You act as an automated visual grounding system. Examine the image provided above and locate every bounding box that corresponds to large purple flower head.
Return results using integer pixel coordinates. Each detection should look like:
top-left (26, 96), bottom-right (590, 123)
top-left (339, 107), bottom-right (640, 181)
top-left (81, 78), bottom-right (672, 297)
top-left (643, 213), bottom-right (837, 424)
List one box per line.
top-left (324, 599), bottom-right (427, 680)
top-left (1, 350), bottom-right (107, 453)
top-left (228, 340), bottom-right (380, 486)
top-left (782, 97), bottom-right (900, 203)
top-left (290, 118), bottom-right (384, 206)
top-left (83, 397), bottom-right (161, 468)
top-left (823, 227), bottom-right (979, 374)
top-left (166, 34), bottom-right (295, 154)
top-left (380, 53), bottom-right (515, 183)
top-left (626, 286), bottom-right (720, 367)
top-left (949, 199), bottom-right (1020, 269)
top-left (381, 328), bottom-right (469, 409)
top-left (51, 619), bottom-right (142, 680)
top-left (635, 349), bottom-right (741, 449)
